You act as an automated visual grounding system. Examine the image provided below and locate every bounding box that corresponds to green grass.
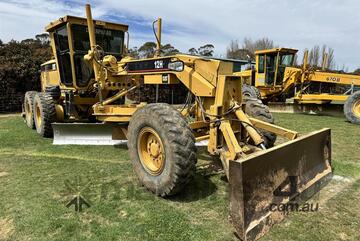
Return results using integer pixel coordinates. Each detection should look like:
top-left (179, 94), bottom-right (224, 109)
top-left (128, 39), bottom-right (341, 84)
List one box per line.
top-left (0, 113), bottom-right (359, 241)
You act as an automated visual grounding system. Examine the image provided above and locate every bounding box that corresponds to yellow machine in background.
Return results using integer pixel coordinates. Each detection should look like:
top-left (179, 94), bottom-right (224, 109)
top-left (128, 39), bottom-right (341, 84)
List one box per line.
top-left (237, 48), bottom-right (360, 124)
top-left (40, 60), bottom-right (60, 91)
top-left (23, 5), bottom-right (332, 240)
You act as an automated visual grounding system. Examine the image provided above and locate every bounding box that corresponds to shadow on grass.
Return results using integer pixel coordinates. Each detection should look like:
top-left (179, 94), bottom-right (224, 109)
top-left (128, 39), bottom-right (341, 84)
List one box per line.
top-left (169, 146), bottom-right (225, 203)
top-left (110, 145), bottom-right (225, 203)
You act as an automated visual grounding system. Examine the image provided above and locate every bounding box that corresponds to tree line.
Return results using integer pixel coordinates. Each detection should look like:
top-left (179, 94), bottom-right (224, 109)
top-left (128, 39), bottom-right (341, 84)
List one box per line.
top-left (128, 42), bottom-right (215, 58)
top-left (0, 34), bottom-right (52, 112)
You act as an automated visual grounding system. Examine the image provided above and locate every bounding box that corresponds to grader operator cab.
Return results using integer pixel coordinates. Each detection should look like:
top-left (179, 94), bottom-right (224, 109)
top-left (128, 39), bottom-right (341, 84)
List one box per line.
top-left (237, 48), bottom-right (360, 125)
top-left (46, 16), bottom-right (126, 88)
top-left (23, 5), bottom-right (332, 240)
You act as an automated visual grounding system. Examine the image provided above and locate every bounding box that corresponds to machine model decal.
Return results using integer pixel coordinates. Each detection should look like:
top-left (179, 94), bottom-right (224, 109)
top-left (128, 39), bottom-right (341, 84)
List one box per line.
top-left (127, 58), bottom-right (171, 73)
top-left (326, 76), bottom-right (341, 82)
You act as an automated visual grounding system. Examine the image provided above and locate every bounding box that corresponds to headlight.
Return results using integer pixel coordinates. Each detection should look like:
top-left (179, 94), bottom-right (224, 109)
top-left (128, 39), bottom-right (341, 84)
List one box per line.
top-left (168, 61), bottom-right (184, 72)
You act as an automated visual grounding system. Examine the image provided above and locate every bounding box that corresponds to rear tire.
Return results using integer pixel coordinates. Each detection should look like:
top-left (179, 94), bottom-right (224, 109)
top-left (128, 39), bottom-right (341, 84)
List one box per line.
top-left (127, 103), bottom-right (197, 197)
top-left (24, 91), bottom-right (37, 129)
top-left (33, 93), bottom-right (56, 137)
top-left (344, 90), bottom-right (360, 124)
top-left (244, 97), bottom-right (277, 148)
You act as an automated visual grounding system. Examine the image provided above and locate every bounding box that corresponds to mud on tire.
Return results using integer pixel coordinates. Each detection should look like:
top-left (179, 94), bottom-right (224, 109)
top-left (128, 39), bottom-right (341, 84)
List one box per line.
top-left (127, 103), bottom-right (197, 197)
top-left (244, 97), bottom-right (277, 148)
top-left (24, 91), bottom-right (37, 129)
top-left (33, 92), bottom-right (56, 137)
top-left (344, 90), bottom-right (360, 125)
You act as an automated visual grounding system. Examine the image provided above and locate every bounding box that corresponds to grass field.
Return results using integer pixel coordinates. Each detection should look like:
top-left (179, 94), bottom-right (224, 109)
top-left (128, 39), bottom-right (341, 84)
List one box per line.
top-left (0, 113), bottom-right (359, 241)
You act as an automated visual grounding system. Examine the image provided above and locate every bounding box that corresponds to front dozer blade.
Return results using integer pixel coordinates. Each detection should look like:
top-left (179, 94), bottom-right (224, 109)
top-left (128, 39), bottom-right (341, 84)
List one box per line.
top-left (52, 123), bottom-right (127, 145)
top-left (229, 128), bottom-right (332, 241)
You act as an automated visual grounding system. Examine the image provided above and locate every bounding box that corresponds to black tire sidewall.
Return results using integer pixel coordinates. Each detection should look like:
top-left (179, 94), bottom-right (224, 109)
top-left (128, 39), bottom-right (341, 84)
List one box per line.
top-left (33, 93), bottom-right (55, 137)
top-left (127, 104), bottom-right (197, 196)
top-left (24, 91), bottom-right (37, 129)
top-left (128, 111), bottom-right (176, 195)
top-left (344, 91), bottom-right (360, 124)
top-left (33, 94), bottom-right (45, 136)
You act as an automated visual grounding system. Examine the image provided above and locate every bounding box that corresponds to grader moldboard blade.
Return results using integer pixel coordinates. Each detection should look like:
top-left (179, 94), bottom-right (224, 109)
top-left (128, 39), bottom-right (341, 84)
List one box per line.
top-left (52, 123), bottom-right (211, 146)
top-left (52, 123), bottom-right (127, 145)
top-left (229, 128), bottom-right (332, 241)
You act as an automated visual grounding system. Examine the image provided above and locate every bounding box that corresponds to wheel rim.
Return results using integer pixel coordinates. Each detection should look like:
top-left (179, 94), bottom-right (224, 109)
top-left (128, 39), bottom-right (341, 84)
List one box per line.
top-left (35, 102), bottom-right (42, 128)
top-left (352, 99), bottom-right (360, 118)
top-left (137, 127), bottom-right (165, 176)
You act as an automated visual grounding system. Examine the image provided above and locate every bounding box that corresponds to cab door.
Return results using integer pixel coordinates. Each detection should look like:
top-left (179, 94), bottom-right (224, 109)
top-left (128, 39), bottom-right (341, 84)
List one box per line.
top-left (255, 54), bottom-right (266, 87)
top-left (265, 53), bottom-right (277, 86)
top-left (53, 25), bottom-right (73, 87)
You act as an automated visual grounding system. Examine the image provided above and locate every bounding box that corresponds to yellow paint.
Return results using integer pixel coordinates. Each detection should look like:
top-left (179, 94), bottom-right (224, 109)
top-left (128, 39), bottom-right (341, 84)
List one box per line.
top-left (137, 127), bottom-right (165, 175)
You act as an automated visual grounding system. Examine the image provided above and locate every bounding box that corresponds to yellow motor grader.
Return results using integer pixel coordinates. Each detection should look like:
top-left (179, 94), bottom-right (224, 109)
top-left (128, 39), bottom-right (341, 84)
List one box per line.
top-left (236, 48), bottom-right (360, 124)
top-left (23, 5), bottom-right (332, 240)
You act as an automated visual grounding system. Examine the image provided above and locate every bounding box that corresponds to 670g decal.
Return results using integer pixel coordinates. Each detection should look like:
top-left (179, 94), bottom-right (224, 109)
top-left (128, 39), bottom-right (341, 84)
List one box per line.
top-left (326, 76), bottom-right (341, 82)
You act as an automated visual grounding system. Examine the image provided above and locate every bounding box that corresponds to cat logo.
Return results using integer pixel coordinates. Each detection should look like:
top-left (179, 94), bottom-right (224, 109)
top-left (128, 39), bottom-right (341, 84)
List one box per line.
top-left (162, 74), bottom-right (168, 83)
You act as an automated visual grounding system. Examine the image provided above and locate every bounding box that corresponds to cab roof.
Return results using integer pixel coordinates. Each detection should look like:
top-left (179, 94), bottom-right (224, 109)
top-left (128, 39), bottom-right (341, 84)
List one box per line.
top-left (255, 48), bottom-right (298, 55)
top-left (45, 15), bottom-right (129, 32)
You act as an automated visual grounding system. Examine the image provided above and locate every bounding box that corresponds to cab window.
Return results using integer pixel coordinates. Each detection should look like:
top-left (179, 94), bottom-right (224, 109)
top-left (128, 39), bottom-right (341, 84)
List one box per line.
top-left (265, 54), bottom-right (277, 85)
top-left (258, 55), bottom-right (265, 73)
top-left (54, 25), bottom-right (72, 86)
top-left (279, 54), bottom-right (294, 66)
top-left (71, 24), bottom-right (124, 54)
top-left (71, 24), bottom-right (125, 87)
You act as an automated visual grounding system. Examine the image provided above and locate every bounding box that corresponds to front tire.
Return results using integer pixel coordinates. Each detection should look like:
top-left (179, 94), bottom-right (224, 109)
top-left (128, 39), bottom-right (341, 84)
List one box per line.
top-left (344, 91), bottom-right (360, 125)
top-left (33, 93), bottom-right (56, 137)
top-left (127, 103), bottom-right (197, 197)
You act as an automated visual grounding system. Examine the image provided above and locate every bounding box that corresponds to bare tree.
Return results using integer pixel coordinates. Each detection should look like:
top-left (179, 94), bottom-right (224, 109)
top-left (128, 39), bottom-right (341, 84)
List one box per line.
top-left (327, 47), bottom-right (335, 69)
top-left (226, 40), bottom-right (240, 58)
top-left (226, 37), bottom-right (275, 61)
top-left (226, 40), bottom-right (252, 60)
top-left (304, 45), bottom-right (336, 70)
top-left (308, 45), bottom-right (320, 67)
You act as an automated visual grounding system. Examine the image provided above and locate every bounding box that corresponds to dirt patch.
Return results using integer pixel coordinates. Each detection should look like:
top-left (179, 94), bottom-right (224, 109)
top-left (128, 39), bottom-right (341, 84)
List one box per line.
top-left (316, 175), bottom-right (353, 207)
top-left (0, 172), bottom-right (8, 178)
top-left (0, 217), bottom-right (15, 240)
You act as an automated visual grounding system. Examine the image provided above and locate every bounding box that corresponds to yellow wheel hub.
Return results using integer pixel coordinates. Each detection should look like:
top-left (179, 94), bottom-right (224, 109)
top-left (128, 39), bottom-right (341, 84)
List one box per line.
top-left (35, 102), bottom-right (42, 127)
top-left (353, 99), bottom-right (360, 118)
top-left (137, 127), bottom-right (165, 175)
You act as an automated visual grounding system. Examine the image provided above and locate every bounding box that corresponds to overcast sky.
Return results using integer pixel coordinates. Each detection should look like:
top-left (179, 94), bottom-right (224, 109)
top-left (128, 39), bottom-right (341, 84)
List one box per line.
top-left (0, 0), bottom-right (359, 71)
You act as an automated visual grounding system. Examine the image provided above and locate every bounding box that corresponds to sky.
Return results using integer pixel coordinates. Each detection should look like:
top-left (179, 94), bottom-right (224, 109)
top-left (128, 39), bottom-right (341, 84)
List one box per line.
top-left (0, 0), bottom-right (359, 71)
